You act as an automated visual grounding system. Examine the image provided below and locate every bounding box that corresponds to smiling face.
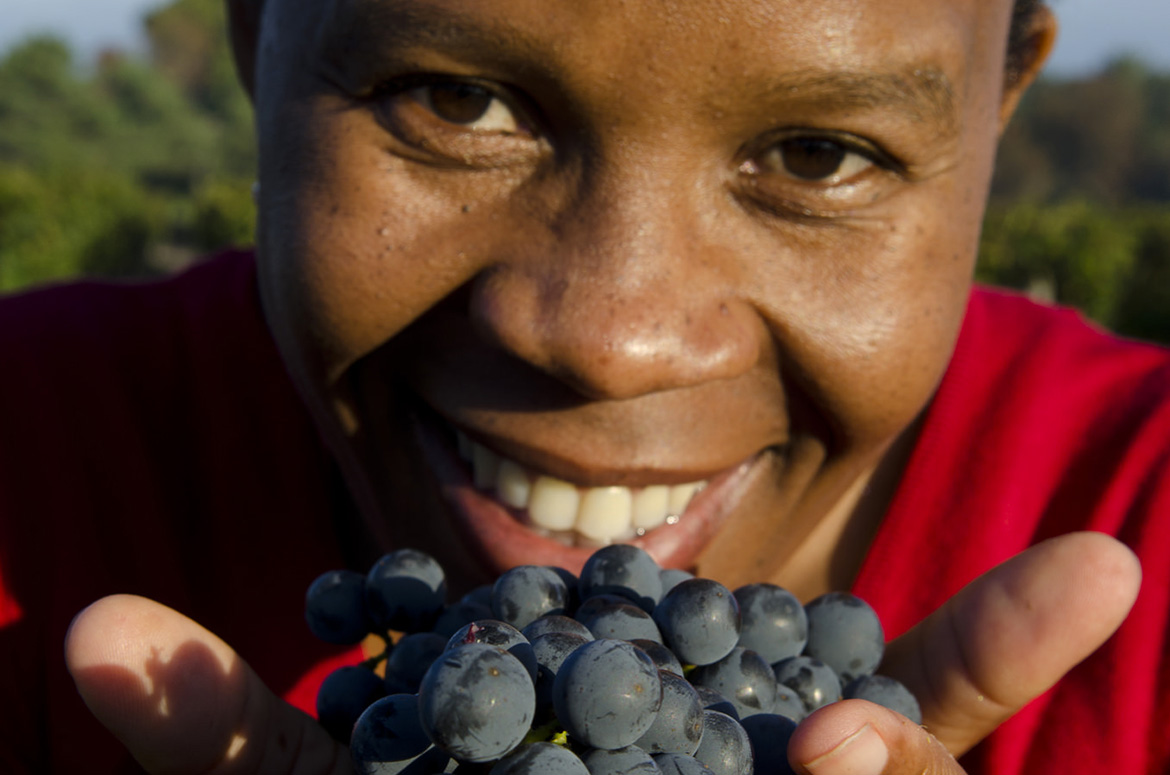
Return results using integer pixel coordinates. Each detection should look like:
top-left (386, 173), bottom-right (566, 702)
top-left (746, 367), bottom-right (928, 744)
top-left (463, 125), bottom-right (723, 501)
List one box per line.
top-left (236, 0), bottom-right (1047, 593)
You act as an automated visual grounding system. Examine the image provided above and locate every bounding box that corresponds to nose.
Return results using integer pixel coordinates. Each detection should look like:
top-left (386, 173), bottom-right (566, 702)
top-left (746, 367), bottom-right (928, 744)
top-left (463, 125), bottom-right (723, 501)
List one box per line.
top-left (468, 172), bottom-right (765, 401)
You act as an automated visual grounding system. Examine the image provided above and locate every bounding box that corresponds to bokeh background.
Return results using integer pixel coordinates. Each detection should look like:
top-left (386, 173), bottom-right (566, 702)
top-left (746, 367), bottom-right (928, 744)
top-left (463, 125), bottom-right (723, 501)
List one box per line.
top-left (2, 0), bottom-right (1168, 343)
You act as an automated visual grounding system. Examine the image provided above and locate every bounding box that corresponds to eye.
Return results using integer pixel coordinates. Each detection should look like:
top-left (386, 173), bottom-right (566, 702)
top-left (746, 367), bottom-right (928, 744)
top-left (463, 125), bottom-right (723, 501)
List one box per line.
top-left (736, 131), bottom-right (904, 217)
top-left (405, 82), bottom-right (522, 134)
top-left (372, 77), bottom-right (542, 169)
top-left (754, 137), bottom-right (875, 185)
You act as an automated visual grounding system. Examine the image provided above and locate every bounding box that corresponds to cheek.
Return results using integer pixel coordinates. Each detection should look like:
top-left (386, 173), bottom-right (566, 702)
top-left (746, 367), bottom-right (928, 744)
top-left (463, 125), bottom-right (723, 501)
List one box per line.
top-left (757, 209), bottom-right (977, 450)
top-left (257, 108), bottom-right (490, 382)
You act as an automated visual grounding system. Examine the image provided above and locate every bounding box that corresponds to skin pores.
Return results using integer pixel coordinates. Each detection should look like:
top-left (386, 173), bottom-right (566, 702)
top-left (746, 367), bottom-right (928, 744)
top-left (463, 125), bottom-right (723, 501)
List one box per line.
top-left (235, 0), bottom-right (1038, 595)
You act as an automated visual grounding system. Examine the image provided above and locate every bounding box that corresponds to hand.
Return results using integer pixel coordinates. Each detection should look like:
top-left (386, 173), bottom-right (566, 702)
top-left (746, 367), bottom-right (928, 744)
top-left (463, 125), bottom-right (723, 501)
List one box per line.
top-left (786, 531), bottom-right (1141, 775)
top-left (64, 532), bottom-right (1139, 775)
top-left (64, 594), bottom-right (350, 775)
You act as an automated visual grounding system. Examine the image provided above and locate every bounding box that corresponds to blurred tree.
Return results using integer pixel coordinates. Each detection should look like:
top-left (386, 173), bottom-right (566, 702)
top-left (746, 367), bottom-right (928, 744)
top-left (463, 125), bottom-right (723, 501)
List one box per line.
top-left (992, 58), bottom-right (1170, 205)
top-left (0, 0), bottom-right (256, 288)
top-left (0, 164), bottom-right (164, 291)
top-left (978, 201), bottom-right (1138, 324)
top-left (1111, 211), bottom-right (1170, 342)
top-left (144, 0), bottom-right (255, 170)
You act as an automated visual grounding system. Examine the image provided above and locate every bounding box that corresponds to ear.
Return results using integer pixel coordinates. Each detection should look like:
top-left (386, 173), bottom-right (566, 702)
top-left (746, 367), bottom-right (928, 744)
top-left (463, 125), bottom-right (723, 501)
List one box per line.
top-left (998, 4), bottom-right (1058, 132)
top-left (226, 0), bottom-right (266, 100)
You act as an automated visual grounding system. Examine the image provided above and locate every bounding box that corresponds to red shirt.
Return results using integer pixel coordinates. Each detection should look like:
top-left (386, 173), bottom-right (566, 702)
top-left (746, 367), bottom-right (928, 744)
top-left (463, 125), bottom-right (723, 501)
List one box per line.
top-left (1, 251), bottom-right (1167, 773)
top-left (856, 288), bottom-right (1170, 774)
top-left (0, 252), bottom-right (357, 773)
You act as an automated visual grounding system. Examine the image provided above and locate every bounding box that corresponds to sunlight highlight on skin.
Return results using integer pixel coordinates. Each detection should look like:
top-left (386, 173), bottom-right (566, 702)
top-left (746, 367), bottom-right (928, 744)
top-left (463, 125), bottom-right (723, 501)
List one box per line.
top-left (226, 733), bottom-right (248, 760)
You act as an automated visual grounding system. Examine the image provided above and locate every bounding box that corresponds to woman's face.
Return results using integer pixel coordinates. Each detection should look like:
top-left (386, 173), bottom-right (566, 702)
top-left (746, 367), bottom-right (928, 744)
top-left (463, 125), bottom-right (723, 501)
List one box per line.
top-left (245, 0), bottom-right (1028, 591)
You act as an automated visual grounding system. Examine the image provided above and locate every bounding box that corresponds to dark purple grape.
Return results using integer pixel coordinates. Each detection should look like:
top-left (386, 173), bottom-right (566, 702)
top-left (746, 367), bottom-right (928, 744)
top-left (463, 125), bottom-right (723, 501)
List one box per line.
top-left (433, 598), bottom-right (494, 639)
top-left (733, 584), bottom-right (807, 664)
top-left (463, 584), bottom-right (495, 608)
top-left (693, 686), bottom-right (739, 721)
top-left (449, 763), bottom-right (491, 775)
top-left (772, 655), bottom-right (841, 713)
top-left (771, 685), bottom-right (806, 723)
top-left (688, 647), bottom-right (778, 719)
top-left (803, 592), bottom-right (884, 684)
top-left (305, 545), bottom-right (921, 775)
top-left (522, 614), bottom-right (595, 642)
top-left (350, 693), bottom-right (451, 775)
top-left (659, 569), bottom-right (694, 597)
top-left (316, 665), bottom-right (386, 744)
top-left (630, 639), bottom-right (685, 676)
top-left (652, 579), bottom-right (740, 667)
top-left (305, 569), bottom-right (369, 645)
top-left (738, 714), bottom-right (797, 775)
top-left (692, 710), bottom-right (753, 775)
top-left (578, 545), bottom-right (663, 613)
top-left (634, 670), bottom-right (705, 755)
top-left (652, 753), bottom-right (713, 774)
top-left (547, 566), bottom-right (582, 611)
top-left (488, 742), bottom-right (590, 774)
top-left (417, 644), bottom-right (536, 763)
top-left (553, 639), bottom-right (664, 750)
top-left (384, 631), bottom-right (448, 694)
top-left (366, 549), bottom-right (447, 633)
top-left (530, 631), bottom-right (592, 722)
top-left (576, 594), bottom-right (641, 624)
top-left (580, 745), bottom-right (661, 774)
top-left (492, 565), bottom-right (571, 629)
top-left (580, 602), bottom-right (663, 643)
top-left (446, 619), bottom-right (538, 682)
top-left (843, 674), bottom-right (923, 725)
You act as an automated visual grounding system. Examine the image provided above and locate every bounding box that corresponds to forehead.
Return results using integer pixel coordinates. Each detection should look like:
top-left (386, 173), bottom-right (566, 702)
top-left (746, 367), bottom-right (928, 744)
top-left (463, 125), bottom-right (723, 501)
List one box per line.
top-left (298, 0), bottom-right (998, 96)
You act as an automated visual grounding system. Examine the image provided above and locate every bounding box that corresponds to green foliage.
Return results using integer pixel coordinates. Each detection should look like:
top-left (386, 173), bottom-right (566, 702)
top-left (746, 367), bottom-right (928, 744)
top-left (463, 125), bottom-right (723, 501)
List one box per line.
top-left (0, 0), bottom-right (255, 291)
top-left (992, 58), bottom-right (1170, 205)
top-left (190, 178), bottom-right (257, 251)
top-left (0, 164), bottom-right (165, 291)
top-left (977, 203), bottom-right (1170, 343)
top-left (1106, 210), bottom-right (1170, 343)
top-left (977, 202), bottom-right (1137, 323)
top-left (979, 60), bottom-right (1170, 345)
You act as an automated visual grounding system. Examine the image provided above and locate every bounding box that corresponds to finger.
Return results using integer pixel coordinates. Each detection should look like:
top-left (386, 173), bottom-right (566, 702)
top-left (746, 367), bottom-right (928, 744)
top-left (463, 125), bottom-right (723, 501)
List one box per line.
top-left (789, 699), bottom-right (960, 775)
top-left (64, 594), bottom-right (351, 775)
top-left (881, 531), bottom-right (1141, 757)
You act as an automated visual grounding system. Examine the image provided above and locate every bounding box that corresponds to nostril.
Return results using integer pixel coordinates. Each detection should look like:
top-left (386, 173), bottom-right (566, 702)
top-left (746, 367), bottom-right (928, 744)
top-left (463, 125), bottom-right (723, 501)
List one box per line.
top-left (467, 257), bottom-right (762, 402)
top-left (524, 300), bottom-right (761, 401)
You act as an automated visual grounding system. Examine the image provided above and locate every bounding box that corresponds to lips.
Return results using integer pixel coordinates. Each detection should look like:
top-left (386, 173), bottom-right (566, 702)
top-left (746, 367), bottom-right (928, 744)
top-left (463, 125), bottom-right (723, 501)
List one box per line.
top-left (410, 408), bottom-right (765, 576)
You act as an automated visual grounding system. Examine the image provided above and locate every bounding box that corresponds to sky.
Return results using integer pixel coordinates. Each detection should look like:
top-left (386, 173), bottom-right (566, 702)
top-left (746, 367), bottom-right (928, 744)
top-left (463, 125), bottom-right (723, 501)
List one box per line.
top-left (2, 0), bottom-right (1169, 76)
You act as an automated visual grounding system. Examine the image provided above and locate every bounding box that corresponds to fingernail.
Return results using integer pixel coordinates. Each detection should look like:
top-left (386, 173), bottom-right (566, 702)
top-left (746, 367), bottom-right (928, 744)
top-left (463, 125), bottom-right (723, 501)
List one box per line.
top-left (803, 723), bottom-right (889, 775)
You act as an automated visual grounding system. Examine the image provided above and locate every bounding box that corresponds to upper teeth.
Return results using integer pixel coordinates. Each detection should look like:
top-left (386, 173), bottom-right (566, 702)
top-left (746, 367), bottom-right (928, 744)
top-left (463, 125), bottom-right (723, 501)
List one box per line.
top-left (457, 432), bottom-right (706, 545)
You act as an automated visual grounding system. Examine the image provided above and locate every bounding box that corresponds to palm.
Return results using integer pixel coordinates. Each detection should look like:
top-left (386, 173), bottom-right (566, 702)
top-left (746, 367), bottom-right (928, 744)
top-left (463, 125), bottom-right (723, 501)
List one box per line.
top-left (65, 532), bottom-right (1138, 775)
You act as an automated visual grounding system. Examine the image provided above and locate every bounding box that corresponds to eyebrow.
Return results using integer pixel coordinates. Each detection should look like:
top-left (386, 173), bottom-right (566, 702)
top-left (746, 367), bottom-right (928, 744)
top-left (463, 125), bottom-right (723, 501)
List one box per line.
top-left (320, 2), bottom-right (958, 133)
top-left (762, 68), bottom-right (958, 136)
top-left (317, 1), bottom-right (549, 75)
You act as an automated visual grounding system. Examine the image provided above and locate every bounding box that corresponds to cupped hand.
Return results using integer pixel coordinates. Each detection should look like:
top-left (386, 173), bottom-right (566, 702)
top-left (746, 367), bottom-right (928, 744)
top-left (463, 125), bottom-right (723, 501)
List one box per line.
top-left (64, 594), bottom-right (351, 775)
top-left (786, 531), bottom-right (1141, 775)
top-left (63, 532), bottom-right (1140, 775)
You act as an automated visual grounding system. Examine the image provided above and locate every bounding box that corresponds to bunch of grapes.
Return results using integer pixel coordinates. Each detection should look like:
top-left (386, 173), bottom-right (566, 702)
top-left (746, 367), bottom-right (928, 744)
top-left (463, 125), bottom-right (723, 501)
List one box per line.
top-left (304, 546), bottom-right (921, 775)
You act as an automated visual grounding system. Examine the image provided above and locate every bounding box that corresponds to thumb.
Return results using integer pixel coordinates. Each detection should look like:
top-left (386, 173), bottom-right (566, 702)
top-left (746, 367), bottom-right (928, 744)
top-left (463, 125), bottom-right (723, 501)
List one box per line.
top-left (64, 594), bottom-right (351, 775)
top-left (881, 530), bottom-right (1141, 756)
top-left (785, 532), bottom-right (1141, 775)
